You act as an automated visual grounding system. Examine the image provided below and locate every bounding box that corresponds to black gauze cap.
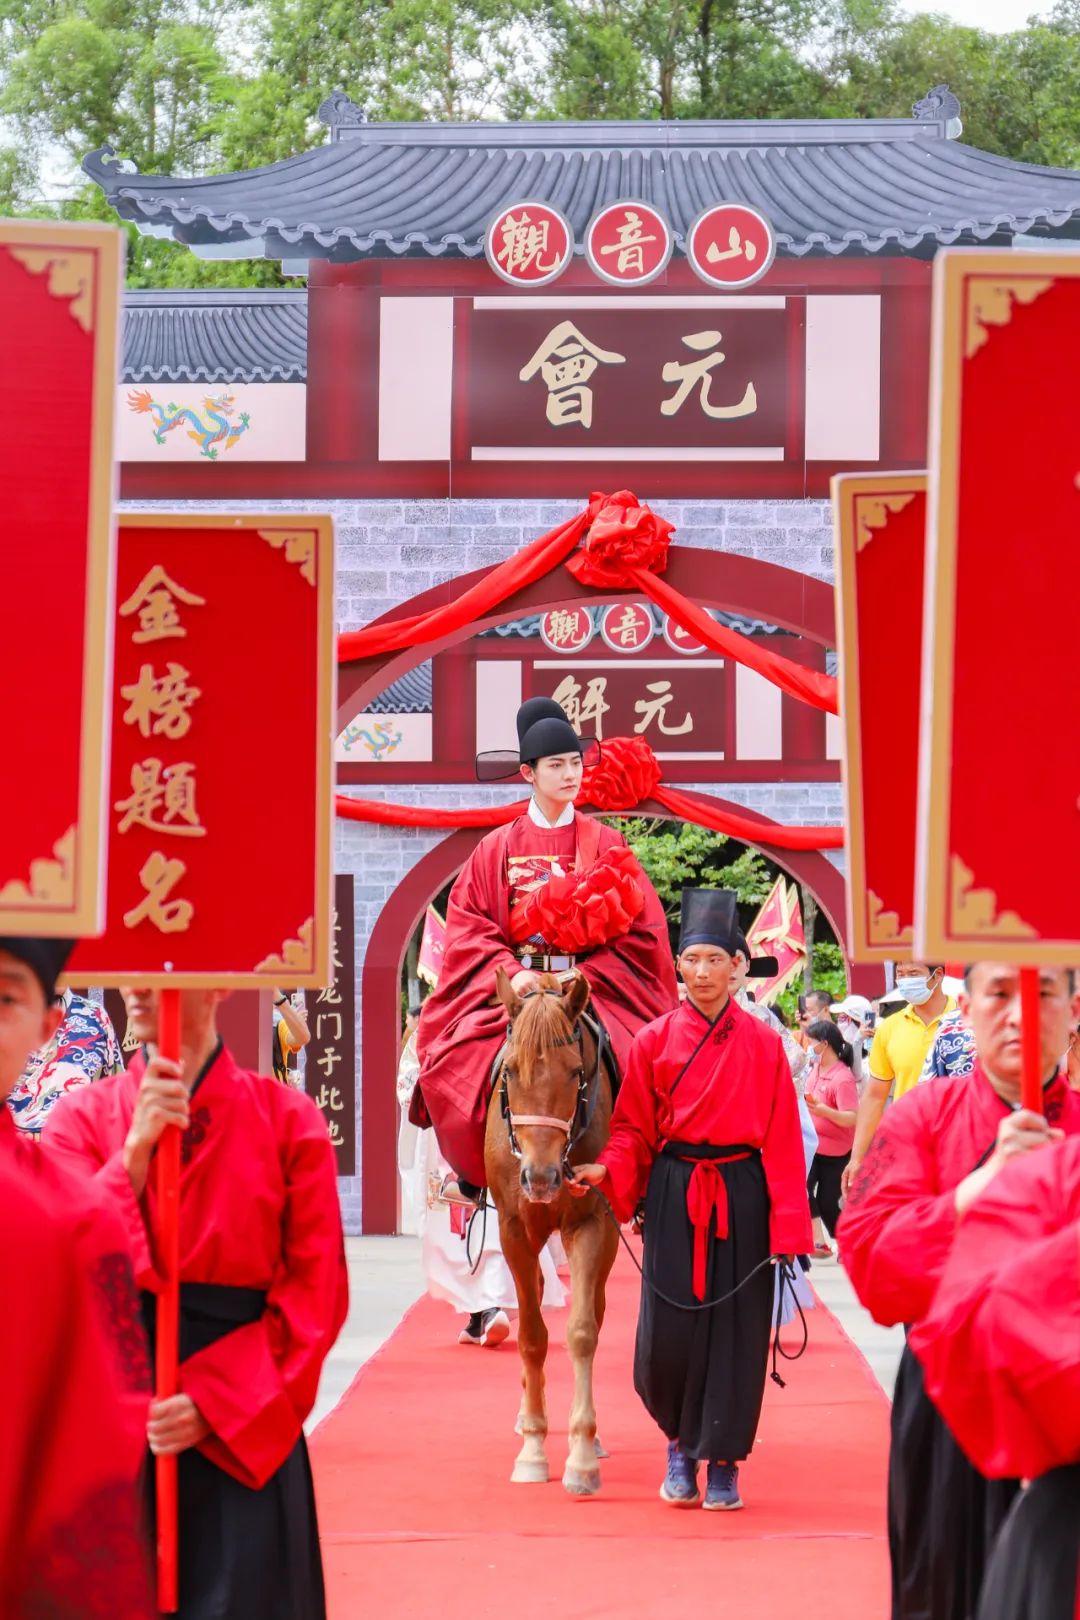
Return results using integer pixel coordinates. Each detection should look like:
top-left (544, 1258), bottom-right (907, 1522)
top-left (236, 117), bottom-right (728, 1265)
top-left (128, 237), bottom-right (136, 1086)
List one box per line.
top-left (678, 889), bottom-right (740, 955)
top-left (0, 936), bottom-right (75, 1001)
top-left (734, 931), bottom-right (780, 979)
top-left (516, 696), bottom-right (586, 764)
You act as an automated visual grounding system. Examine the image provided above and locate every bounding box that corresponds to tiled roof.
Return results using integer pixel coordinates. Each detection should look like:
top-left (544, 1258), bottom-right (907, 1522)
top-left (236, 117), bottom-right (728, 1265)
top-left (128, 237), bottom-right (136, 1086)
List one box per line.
top-left (122, 289), bottom-right (307, 382)
top-left (85, 103), bottom-right (1080, 264)
top-left (362, 664), bottom-right (433, 714)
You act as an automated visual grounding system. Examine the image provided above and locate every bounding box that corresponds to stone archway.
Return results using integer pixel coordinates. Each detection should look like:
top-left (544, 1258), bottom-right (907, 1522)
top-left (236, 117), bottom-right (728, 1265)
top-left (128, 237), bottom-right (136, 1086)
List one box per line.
top-left (360, 808), bottom-right (881, 1234)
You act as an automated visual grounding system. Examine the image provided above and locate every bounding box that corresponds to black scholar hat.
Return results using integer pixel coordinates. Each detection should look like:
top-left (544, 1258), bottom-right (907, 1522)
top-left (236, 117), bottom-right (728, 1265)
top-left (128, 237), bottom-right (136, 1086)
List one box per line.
top-left (0, 936), bottom-right (75, 1001)
top-left (734, 930), bottom-right (780, 979)
top-left (516, 697), bottom-right (586, 764)
top-left (475, 697), bottom-right (598, 781)
top-left (678, 889), bottom-right (741, 956)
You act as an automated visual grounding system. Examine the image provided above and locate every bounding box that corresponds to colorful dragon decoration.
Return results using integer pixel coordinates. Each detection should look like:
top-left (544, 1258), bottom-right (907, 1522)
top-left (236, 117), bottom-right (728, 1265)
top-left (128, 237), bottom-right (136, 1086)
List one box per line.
top-left (127, 389), bottom-right (251, 459)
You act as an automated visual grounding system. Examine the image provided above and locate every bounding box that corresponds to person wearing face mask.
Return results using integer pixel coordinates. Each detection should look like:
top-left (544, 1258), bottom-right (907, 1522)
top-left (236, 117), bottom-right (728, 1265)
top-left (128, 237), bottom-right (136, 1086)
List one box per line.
top-left (837, 962), bottom-right (1080, 1620)
top-left (803, 1020), bottom-right (859, 1257)
top-left (829, 994), bottom-right (874, 1086)
top-left (842, 964), bottom-right (954, 1196)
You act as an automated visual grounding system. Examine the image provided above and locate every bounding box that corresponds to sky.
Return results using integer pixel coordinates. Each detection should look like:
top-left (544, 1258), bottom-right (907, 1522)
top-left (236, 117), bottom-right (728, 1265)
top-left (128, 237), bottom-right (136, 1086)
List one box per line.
top-left (901, 0), bottom-right (1052, 28)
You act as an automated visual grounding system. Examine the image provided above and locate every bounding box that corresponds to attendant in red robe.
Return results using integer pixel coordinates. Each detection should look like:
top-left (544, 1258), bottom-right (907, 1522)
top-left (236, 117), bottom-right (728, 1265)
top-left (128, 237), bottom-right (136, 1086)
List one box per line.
top-left (46, 984), bottom-right (349, 1620)
top-left (910, 1128), bottom-right (1080, 1620)
top-left (415, 698), bottom-right (678, 1193)
top-left (0, 936), bottom-right (151, 1618)
top-left (837, 961), bottom-right (1080, 1620)
top-left (572, 889), bottom-right (811, 1511)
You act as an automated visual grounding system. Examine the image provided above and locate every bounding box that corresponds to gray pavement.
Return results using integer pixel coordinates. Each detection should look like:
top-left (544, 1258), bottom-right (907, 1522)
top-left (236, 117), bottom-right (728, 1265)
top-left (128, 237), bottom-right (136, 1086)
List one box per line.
top-left (307, 1233), bottom-right (904, 1433)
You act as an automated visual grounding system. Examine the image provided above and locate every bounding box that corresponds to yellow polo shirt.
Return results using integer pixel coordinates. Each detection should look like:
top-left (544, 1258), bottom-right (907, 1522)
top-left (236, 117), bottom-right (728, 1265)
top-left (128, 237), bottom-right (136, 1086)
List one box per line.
top-left (868, 998), bottom-right (958, 1101)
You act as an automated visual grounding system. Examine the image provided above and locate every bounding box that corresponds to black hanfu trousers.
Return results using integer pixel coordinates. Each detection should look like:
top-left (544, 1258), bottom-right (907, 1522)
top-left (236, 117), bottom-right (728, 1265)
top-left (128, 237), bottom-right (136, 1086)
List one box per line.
top-left (889, 1342), bottom-right (1019, 1620)
top-left (142, 1285), bottom-right (327, 1620)
top-left (634, 1142), bottom-right (772, 1464)
top-left (977, 1465), bottom-right (1080, 1620)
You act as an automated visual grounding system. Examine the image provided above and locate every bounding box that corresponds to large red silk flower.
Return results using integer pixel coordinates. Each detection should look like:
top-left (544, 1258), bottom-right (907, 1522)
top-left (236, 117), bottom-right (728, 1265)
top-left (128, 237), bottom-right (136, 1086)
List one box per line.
top-left (509, 846), bottom-right (646, 953)
top-left (581, 735), bottom-right (662, 811)
top-left (565, 489), bottom-right (675, 588)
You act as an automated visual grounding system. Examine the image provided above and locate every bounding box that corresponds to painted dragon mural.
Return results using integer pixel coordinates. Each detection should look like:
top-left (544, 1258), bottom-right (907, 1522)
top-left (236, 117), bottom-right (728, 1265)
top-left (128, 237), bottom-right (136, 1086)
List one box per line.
top-left (128, 389), bottom-right (252, 458)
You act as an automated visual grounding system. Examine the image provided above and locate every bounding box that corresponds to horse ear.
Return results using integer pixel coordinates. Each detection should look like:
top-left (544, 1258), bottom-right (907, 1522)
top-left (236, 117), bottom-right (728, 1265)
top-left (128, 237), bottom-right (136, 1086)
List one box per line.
top-left (495, 965), bottom-right (522, 1019)
top-left (561, 971), bottom-right (590, 1024)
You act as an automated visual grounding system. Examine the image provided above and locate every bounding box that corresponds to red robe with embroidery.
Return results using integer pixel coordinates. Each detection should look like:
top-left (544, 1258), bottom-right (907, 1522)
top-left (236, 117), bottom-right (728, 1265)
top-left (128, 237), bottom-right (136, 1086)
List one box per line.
top-left (837, 1062), bottom-right (1080, 1326)
top-left (0, 1148), bottom-right (152, 1617)
top-left (598, 995), bottom-right (813, 1254)
top-left (46, 1045), bottom-right (349, 1490)
top-left (3, 1108), bottom-right (152, 1426)
top-left (415, 810), bottom-right (678, 1186)
top-left (910, 1134), bottom-right (1080, 1481)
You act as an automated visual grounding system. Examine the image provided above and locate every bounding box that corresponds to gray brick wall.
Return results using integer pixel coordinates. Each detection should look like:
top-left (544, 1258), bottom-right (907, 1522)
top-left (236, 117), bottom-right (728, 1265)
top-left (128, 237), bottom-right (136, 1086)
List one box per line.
top-left (126, 493), bottom-right (837, 1231)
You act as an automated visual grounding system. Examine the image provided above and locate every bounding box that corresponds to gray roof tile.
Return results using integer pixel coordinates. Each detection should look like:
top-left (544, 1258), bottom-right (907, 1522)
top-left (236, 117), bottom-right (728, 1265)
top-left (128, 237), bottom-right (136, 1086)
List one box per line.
top-left (122, 289), bottom-right (307, 382)
top-left (86, 114), bottom-right (1080, 262)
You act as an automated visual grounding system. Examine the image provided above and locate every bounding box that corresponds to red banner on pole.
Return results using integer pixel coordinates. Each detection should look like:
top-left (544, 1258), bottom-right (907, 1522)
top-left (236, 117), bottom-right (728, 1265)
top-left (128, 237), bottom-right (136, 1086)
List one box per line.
top-left (745, 876), bottom-right (806, 1003)
top-left (833, 473), bottom-right (927, 962)
top-left (916, 250), bottom-right (1080, 963)
top-left (64, 512), bottom-right (336, 986)
top-left (1, 221), bottom-right (123, 934)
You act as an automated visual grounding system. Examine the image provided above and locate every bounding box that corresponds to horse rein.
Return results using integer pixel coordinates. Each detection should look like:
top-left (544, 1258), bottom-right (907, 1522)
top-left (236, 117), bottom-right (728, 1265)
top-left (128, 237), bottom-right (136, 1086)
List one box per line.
top-left (498, 989), bottom-right (606, 1170)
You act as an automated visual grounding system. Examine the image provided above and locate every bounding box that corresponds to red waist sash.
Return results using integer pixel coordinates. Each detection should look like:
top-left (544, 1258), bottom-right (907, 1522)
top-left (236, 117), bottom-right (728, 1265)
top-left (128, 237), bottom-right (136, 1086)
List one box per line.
top-left (662, 1143), bottom-right (757, 1301)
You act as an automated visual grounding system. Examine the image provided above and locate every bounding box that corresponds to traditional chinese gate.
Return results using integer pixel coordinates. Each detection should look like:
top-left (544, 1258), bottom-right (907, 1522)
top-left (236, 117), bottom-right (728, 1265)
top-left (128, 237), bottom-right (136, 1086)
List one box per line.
top-left (337, 543), bottom-right (882, 1234)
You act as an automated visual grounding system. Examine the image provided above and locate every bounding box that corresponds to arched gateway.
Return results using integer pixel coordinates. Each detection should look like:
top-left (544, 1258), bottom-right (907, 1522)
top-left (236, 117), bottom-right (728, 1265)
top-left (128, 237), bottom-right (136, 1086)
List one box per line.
top-left (89, 90), bottom-right (1080, 1231)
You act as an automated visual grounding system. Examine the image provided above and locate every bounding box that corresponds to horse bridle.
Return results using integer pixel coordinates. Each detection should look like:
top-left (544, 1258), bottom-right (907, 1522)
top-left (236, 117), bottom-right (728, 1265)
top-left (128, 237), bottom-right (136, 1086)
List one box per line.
top-left (498, 989), bottom-right (605, 1169)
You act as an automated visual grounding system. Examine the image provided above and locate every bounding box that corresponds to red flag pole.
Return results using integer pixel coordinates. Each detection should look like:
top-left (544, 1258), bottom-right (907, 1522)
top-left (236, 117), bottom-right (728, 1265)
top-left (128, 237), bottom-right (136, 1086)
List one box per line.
top-left (156, 987), bottom-right (182, 1613)
top-left (1019, 966), bottom-right (1043, 1117)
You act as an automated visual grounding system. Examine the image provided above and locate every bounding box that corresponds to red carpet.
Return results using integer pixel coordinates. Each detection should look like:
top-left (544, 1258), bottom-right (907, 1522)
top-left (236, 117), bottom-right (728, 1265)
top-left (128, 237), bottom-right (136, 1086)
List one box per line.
top-left (311, 1253), bottom-right (891, 1620)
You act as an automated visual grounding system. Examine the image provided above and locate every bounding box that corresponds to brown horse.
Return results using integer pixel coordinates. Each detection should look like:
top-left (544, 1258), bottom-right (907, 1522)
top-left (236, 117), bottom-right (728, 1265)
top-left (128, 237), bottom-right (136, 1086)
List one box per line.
top-left (485, 967), bottom-right (619, 1495)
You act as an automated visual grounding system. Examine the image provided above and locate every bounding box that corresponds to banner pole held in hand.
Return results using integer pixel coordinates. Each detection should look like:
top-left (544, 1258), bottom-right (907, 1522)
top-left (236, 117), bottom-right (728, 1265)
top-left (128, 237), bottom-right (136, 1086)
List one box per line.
top-left (1019, 967), bottom-right (1043, 1117)
top-left (156, 986), bottom-right (182, 1614)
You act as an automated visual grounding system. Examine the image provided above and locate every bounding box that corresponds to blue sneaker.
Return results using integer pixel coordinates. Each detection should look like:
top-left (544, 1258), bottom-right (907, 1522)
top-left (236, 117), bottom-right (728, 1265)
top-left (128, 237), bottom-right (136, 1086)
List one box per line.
top-left (703, 1461), bottom-right (743, 1511)
top-left (659, 1441), bottom-right (700, 1506)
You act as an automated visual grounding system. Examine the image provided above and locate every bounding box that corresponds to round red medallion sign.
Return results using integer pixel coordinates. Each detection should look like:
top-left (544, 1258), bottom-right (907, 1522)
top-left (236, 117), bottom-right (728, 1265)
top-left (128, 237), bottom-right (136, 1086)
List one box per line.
top-left (485, 201), bottom-right (574, 287)
top-left (539, 607), bottom-right (595, 654)
top-left (686, 204), bottom-right (776, 290)
top-left (600, 602), bottom-right (654, 653)
top-left (585, 201), bottom-right (672, 288)
top-left (662, 616), bottom-right (705, 655)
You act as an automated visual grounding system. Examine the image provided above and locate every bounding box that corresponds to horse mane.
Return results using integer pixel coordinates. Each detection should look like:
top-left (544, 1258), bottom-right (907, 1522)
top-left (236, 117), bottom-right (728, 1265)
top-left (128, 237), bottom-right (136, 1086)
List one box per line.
top-left (512, 990), bottom-right (573, 1089)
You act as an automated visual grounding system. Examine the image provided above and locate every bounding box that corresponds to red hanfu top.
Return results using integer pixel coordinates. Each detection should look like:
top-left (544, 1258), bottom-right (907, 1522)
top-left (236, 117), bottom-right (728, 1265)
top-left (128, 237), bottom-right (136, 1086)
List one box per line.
top-left (0, 1143), bottom-right (152, 1617)
top-left (597, 995), bottom-right (813, 1256)
top-left (910, 1135), bottom-right (1080, 1482)
top-left (46, 1045), bottom-right (348, 1490)
top-left (416, 809), bottom-right (678, 1186)
top-left (838, 1061), bottom-right (1080, 1327)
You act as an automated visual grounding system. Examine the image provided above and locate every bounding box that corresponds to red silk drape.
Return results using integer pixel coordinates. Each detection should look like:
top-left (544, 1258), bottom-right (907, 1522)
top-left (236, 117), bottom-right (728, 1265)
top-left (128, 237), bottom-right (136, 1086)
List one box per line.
top-left (334, 790), bottom-right (843, 852)
top-left (336, 493), bottom-right (840, 716)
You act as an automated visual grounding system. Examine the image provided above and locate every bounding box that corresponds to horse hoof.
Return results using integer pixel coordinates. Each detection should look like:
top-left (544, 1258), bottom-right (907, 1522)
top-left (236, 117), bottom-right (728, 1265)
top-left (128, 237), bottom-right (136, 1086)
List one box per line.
top-left (511, 1459), bottom-right (550, 1485)
top-left (594, 1437), bottom-right (609, 1460)
top-left (563, 1467), bottom-right (601, 1497)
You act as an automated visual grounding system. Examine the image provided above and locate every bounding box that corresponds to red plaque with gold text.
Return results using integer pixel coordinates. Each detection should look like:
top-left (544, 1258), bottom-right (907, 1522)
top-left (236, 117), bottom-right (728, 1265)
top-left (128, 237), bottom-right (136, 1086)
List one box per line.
top-left (1, 221), bottom-right (123, 934)
top-left (833, 474), bottom-right (927, 962)
top-left (917, 250), bottom-right (1080, 963)
top-left (65, 513), bottom-right (335, 987)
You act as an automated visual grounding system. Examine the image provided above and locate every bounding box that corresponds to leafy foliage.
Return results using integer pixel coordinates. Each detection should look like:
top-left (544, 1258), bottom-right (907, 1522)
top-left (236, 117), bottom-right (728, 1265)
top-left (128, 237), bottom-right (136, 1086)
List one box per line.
top-left (3, 0), bottom-right (1078, 282)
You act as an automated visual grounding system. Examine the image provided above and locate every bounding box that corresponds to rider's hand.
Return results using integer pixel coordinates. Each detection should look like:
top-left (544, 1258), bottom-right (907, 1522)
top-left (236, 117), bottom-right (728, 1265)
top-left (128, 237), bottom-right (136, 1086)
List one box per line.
top-left (568, 1164), bottom-right (607, 1197)
top-left (510, 969), bottom-right (541, 996)
top-left (123, 1054), bottom-right (190, 1197)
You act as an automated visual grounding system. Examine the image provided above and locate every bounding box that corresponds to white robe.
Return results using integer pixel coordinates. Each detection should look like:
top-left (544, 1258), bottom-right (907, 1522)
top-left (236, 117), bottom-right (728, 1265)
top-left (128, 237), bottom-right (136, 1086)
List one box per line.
top-left (397, 1034), bottom-right (566, 1315)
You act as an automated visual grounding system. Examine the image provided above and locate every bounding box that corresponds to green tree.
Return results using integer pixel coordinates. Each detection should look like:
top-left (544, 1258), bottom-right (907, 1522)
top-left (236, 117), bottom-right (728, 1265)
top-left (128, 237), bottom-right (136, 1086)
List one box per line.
top-left (614, 818), bottom-right (773, 939)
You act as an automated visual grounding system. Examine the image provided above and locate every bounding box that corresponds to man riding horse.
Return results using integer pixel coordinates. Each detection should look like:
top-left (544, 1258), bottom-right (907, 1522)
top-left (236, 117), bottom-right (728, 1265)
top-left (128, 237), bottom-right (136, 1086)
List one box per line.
top-left (412, 698), bottom-right (679, 1202)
